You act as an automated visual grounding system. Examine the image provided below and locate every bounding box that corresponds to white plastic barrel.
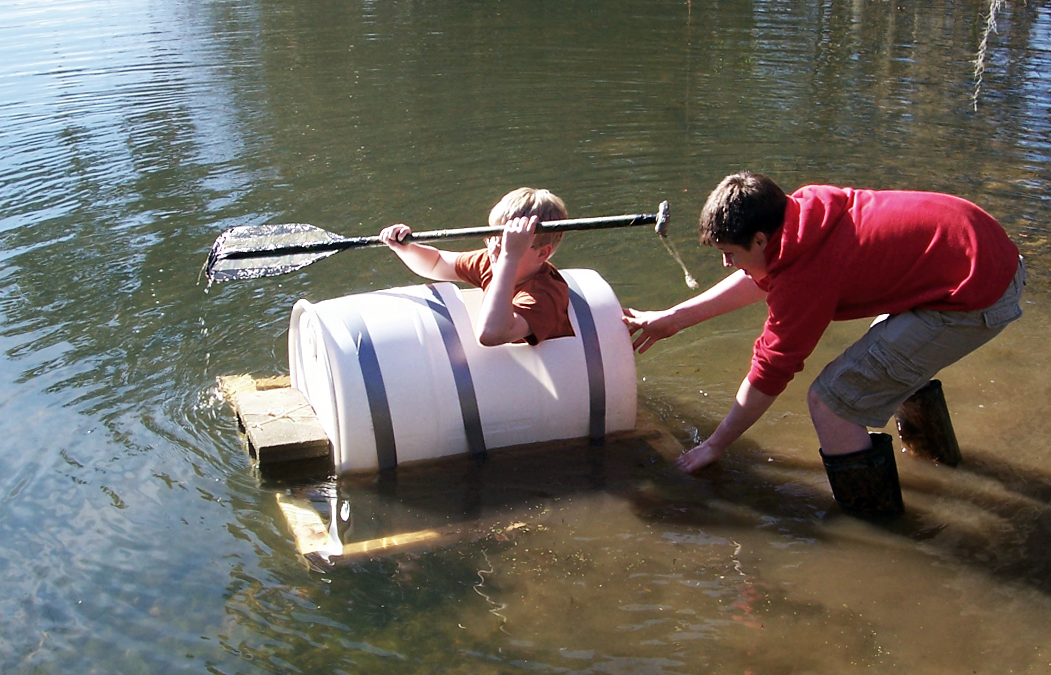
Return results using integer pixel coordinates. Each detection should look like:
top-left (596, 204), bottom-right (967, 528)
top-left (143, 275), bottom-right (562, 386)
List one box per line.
top-left (288, 268), bottom-right (636, 473)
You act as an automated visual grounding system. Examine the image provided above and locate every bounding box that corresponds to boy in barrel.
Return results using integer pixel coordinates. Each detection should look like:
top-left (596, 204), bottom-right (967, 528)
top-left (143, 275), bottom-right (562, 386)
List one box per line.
top-left (623, 172), bottom-right (1025, 513)
top-left (379, 187), bottom-right (574, 346)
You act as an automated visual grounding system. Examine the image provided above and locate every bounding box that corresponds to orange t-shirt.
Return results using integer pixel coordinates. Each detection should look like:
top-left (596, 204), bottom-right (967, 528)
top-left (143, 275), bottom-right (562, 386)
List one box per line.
top-left (454, 249), bottom-right (575, 345)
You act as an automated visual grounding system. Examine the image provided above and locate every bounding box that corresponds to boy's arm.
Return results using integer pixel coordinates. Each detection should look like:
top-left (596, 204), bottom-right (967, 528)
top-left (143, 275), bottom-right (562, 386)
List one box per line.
top-left (379, 224), bottom-right (461, 282)
top-left (475, 216), bottom-right (537, 346)
top-left (675, 377), bottom-right (777, 472)
top-left (622, 269), bottom-right (766, 353)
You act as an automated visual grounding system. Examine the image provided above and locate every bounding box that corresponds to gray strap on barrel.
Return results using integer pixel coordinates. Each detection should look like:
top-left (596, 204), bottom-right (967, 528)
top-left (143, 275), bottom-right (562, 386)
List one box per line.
top-left (343, 310), bottom-right (398, 470)
top-left (564, 274), bottom-right (606, 444)
top-left (426, 285), bottom-right (487, 458)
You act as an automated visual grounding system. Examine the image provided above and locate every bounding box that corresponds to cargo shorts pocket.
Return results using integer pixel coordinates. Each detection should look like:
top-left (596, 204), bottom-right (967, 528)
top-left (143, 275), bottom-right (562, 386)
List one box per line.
top-left (835, 337), bottom-right (926, 411)
top-left (983, 302), bottom-right (1022, 329)
top-left (984, 257), bottom-right (1026, 328)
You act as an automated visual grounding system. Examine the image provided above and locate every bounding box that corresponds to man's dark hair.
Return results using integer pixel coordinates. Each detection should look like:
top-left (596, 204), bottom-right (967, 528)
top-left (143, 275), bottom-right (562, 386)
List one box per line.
top-left (698, 172), bottom-right (788, 248)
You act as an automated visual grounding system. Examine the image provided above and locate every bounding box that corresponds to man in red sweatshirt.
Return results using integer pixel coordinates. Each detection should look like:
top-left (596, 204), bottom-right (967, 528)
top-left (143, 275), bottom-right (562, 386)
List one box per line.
top-left (623, 171), bottom-right (1025, 513)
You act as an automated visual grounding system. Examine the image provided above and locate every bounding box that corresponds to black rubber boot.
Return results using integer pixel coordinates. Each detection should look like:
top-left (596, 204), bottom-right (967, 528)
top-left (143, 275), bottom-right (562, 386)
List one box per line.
top-left (820, 432), bottom-right (904, 514)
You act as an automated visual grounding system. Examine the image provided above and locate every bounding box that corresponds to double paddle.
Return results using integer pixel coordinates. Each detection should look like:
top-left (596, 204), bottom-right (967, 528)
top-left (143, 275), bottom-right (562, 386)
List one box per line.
top-left (203, 201), bottom-right (670, 283)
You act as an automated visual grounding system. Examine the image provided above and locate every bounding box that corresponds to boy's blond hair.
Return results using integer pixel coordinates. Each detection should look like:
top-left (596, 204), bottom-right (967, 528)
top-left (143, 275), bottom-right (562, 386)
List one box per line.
top-left (488, 187), bottom-right (568, 251)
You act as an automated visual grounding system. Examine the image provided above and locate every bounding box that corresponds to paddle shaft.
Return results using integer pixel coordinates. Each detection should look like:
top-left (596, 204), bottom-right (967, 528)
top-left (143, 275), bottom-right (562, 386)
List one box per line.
top-left (216, 210), bottom-right (664, 261)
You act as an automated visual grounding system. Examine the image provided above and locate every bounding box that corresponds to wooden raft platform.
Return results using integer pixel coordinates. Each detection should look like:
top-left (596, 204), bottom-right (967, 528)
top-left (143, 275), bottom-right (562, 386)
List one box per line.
top-left (219, 375), bottom-right (331, 465)
top-left (219, 374), bottom-right (473, 566)
top-left (219, 374), bottom-right (686, 568)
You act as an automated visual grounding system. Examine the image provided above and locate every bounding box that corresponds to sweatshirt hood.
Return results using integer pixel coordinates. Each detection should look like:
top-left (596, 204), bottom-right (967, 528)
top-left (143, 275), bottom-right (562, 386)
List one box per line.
top-left (766, 186), bottom-right (851, 279)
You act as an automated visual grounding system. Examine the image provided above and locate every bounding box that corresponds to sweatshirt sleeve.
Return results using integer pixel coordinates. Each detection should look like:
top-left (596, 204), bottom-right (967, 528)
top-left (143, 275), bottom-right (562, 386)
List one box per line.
top-left (747, 256), bottom-right (839, 397)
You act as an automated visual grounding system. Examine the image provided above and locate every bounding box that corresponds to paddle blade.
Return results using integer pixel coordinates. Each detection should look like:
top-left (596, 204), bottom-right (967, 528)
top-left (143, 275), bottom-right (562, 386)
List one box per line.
top-left (205, 223), bottom-right (351, 282)
top-left (207, 247), bottom-right (342, 282)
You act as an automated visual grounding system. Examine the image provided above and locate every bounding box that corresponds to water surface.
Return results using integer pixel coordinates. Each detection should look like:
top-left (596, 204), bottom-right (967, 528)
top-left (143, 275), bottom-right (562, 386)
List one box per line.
top-left (2, 0), bottom-right (1050, 672)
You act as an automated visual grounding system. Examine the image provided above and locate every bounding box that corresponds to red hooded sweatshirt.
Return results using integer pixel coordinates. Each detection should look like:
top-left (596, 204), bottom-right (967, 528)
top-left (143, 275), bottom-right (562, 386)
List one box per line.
top-left (747, 186), bottom-right (1019, 396)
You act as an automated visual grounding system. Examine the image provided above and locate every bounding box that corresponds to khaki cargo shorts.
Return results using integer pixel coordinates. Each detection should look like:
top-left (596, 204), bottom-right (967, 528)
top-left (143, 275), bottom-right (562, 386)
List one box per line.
top-left (811, 257), bottom-right (1026, 428)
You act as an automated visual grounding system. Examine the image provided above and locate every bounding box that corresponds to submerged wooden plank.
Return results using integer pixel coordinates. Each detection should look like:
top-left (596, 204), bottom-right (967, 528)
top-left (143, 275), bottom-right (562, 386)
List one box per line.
top-left (276, 492), bottom-right (455, 559)
top-left (276, 492), bottom-right (501, 568)
top-left (339, 529), bottom-right (445, 556)
top-left (276, 493), bottom-right (342, 557)
top-left (269, 409), bottom-right (684, 569)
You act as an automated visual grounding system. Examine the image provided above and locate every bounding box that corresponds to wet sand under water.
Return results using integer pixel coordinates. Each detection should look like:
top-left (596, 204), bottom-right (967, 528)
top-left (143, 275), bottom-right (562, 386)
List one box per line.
top-left (266, 289), bottom-right (1051, 673)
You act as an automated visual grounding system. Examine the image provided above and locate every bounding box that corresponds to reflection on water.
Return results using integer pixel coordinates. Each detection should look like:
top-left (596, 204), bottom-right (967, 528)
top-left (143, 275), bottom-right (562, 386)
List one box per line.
top-left (1, 0), bottom-right (1051, 671)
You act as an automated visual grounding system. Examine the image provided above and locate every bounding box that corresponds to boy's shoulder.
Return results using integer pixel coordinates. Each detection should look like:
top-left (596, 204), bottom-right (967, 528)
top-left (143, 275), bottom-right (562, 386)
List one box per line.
top-left (536, 261), bottom-right (567, 286)
top-left (452, 248), bottom-right (490, 287)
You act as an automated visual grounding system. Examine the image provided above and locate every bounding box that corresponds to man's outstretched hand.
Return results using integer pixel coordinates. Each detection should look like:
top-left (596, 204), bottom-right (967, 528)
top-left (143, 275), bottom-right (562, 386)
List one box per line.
top-left (622, 307), bottom-right (681, 354)
top-left (674, 440), bottom-right (723, 473)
